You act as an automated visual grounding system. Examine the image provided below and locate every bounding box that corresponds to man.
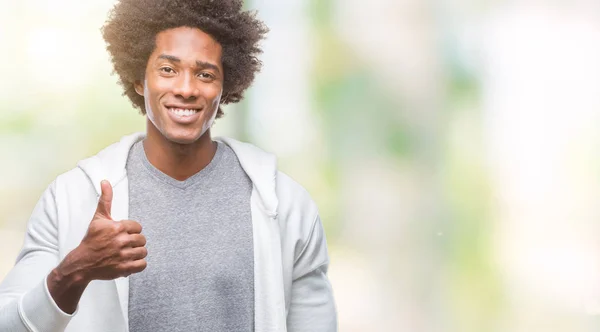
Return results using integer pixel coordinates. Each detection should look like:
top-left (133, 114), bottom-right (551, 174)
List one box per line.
top-left (0, 0), bottom-right (337, 331)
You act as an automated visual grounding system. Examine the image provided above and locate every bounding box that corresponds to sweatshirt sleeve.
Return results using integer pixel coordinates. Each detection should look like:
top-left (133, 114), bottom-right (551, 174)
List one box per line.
top-left (0, 181), bottom-right (76, 332)
top-left (286, 214), bottom-right (338, 332)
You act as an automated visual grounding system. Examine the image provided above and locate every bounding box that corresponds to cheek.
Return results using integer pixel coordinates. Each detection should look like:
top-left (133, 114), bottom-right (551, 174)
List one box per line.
top-left (145, 78), bottom-right (169, 104)
top-left (152, 78), bottom-right (172, 93)
top-left (143, 83), bottom-right (153, 114)
top-left (207, 84), bottom-right (223, 106)
top-left (143, 80), bottom-right (162, 123)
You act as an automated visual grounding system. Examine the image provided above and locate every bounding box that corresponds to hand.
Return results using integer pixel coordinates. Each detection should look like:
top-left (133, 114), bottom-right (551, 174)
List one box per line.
top-left (58, 180), bottom-right (147, 283)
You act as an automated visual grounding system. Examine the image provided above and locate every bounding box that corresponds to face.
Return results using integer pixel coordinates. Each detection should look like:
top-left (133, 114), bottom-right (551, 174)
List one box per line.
top-left (135, 27), bottom-right (224, 145)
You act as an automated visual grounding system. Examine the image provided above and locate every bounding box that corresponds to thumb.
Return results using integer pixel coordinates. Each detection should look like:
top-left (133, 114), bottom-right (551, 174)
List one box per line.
top-left (95, 180), bottom-right (113, 219)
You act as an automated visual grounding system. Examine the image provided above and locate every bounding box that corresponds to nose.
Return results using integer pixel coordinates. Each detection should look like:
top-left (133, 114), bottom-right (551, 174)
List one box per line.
top-left (172, 72), bottom-right (198, 100)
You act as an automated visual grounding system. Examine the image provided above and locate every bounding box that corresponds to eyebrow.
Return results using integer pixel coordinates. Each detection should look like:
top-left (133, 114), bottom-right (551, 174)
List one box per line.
top-left (157, 54), bottom-right (221, 74)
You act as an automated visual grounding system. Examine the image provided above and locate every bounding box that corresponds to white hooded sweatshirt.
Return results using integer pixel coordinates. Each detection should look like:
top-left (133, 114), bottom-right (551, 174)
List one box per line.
top-left (0, 132), bottom-right (337, 332)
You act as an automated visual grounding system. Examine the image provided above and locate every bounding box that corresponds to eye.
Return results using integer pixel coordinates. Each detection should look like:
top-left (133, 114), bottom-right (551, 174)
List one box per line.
top-left (198, 72), bottom-right (214, 80)
top-left (160, 67), bottom-right (175, 74)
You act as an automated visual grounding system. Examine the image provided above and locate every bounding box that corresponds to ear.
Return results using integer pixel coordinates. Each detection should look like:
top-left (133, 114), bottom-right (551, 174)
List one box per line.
top-left (134, 80), bottom-right (144, 96)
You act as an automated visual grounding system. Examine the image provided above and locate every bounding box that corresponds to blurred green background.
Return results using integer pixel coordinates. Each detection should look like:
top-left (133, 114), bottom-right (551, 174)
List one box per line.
top-left (2, 0), bottom-right (600, 331)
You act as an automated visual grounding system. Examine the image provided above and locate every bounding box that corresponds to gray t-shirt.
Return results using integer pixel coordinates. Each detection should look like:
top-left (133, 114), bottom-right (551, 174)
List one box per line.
top-left (126, 140), bottom-right (254, 332)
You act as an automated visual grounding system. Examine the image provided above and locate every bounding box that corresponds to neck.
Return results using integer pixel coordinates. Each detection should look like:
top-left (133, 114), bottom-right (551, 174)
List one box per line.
top-left (143, 119), bottom-right (217, 181)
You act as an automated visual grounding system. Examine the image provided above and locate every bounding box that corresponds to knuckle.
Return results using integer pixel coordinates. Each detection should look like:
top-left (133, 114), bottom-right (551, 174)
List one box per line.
top-left (115, 235), bottom-right (129, 248)
top-left (111, 222), bottom-right (125, 234)
top-left (117, 250), bottom-right (128, 260)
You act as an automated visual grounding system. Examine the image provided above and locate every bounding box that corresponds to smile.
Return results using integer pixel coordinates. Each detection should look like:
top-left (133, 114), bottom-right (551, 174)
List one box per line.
top-left (167, 107), bottom-right (200, 117)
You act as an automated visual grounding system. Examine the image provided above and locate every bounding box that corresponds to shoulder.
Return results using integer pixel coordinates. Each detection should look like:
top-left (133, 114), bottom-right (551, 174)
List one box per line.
top-left (275, 171), bottom-right (319, 221)
top-left (275, 171), bottom-right (320, 251)
top-left (53, 167), bottom-right (94, 196)
top-left (24, 166), bottom-right (95, 234)
top-left (47, 166), bottom-right (97, 222)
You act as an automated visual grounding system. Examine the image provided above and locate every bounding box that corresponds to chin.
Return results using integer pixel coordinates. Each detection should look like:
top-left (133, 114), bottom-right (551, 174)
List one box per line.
top-left (162, 128), bottom-right (205, 145)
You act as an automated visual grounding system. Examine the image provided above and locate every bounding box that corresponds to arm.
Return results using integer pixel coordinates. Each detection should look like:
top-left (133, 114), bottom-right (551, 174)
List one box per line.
top-left (0, 181), bottom-right (76, 332)
top-left (0, 180), bottom-right (147, 332)
top-left (287, 214), bottom-right (338, 332)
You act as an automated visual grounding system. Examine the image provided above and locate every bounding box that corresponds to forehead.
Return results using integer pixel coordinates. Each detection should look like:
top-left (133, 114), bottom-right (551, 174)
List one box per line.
top-left (153, 27), bottom-right (222, 63)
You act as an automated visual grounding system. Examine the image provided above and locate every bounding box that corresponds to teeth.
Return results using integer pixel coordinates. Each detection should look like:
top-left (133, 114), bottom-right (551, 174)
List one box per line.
top-left (169, 108), bottom-right (198, 117)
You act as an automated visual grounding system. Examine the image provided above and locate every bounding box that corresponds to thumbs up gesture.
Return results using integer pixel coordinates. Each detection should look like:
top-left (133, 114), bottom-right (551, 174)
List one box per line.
top-left (59, 180), bottom-right (147, 282)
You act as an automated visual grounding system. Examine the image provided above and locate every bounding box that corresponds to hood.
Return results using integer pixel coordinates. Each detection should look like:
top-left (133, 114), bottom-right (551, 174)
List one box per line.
top-left (77, 132), bottom-right (279, 217)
